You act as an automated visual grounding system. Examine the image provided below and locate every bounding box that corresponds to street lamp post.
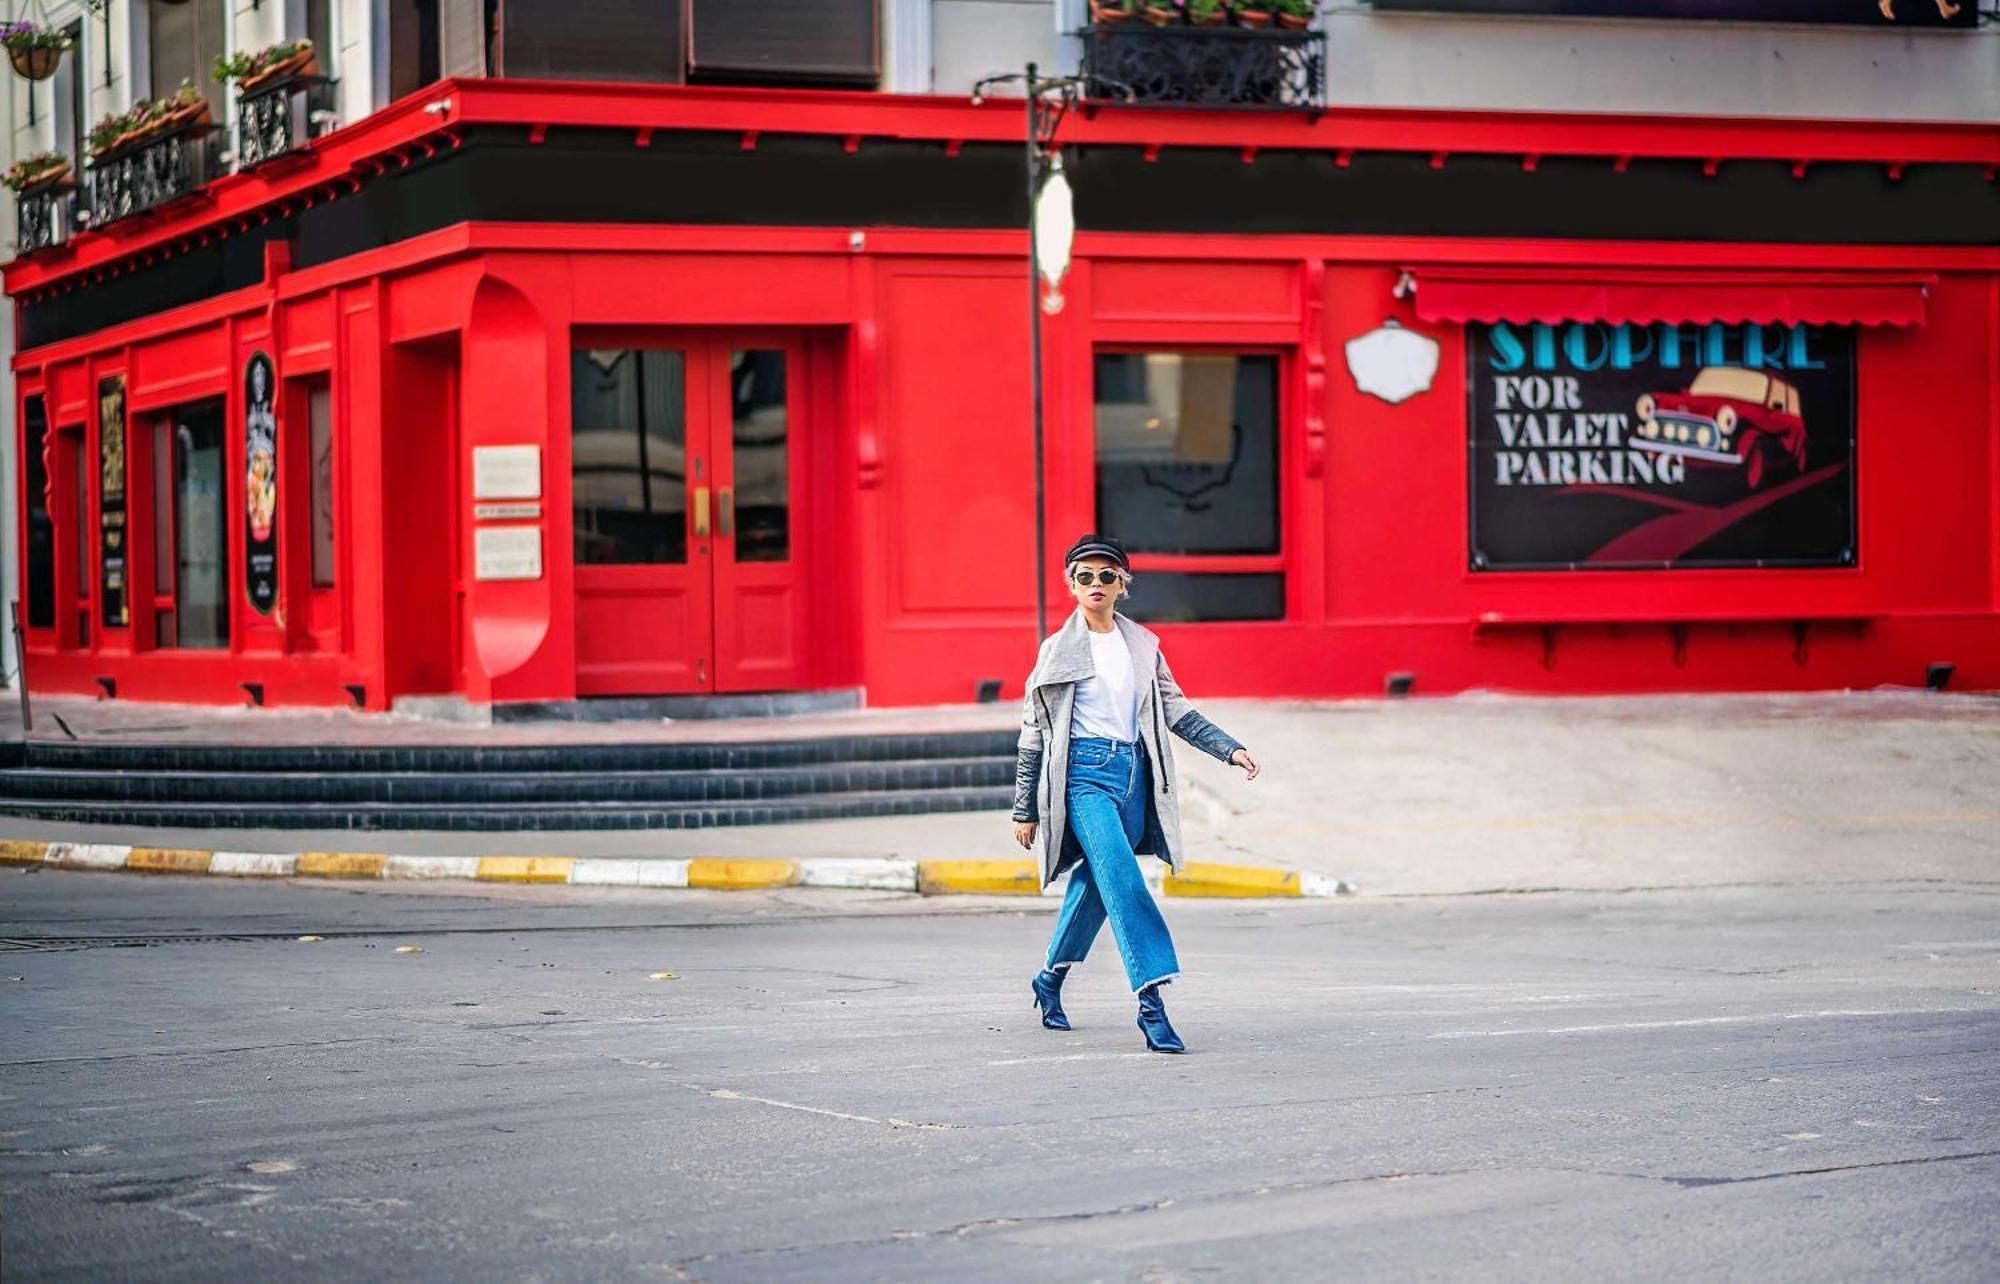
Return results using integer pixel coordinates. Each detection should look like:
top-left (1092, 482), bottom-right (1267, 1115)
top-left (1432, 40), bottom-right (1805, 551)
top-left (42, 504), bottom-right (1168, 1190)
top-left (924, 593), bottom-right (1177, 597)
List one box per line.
top-left (972, 64), bottom-right (1129, 644)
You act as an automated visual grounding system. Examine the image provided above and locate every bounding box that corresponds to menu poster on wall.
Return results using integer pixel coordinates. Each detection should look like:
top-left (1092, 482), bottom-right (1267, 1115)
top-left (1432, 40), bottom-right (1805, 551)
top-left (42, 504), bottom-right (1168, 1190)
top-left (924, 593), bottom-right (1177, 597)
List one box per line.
top-left (97, 375), bottom-right (128, 628)
top-left (1371, 1), bottom-right (1973, 28)
top-left (1468, 320), bottom-right (1856, 570)
top-left (244, 352), bottom-right (279, 615)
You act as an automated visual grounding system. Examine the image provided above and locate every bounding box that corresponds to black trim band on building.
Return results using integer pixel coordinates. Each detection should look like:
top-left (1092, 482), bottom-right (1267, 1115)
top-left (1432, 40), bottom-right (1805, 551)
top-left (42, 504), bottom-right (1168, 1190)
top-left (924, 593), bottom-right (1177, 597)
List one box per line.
top-left (21, 125), bottom-right (2000, 350)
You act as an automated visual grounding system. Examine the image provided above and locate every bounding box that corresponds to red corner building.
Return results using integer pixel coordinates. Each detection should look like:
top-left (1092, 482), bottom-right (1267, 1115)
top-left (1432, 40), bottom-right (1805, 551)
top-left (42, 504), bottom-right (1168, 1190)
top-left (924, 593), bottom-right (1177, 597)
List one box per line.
top-left (7, 6), bottom-right (1999, 710)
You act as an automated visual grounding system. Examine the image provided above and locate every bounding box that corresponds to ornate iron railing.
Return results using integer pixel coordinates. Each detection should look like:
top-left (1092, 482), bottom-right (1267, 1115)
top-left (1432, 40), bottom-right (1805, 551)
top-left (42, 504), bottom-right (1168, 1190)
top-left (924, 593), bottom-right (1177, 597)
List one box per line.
top-left (15, 182), bottom-right (76, 253)
top-left (1078, 24), bottom-right (1324, 112)
top-left (237, 75), bottom-right (338, 171)
top-left (79, 125), bottom-right (222, 230)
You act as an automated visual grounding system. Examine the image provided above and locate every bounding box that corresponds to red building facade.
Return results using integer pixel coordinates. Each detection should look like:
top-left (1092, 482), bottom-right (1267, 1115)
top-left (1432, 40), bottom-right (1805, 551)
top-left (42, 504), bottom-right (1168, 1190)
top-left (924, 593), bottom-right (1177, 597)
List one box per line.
top-left (10, 80), bottom-right (2000, 709)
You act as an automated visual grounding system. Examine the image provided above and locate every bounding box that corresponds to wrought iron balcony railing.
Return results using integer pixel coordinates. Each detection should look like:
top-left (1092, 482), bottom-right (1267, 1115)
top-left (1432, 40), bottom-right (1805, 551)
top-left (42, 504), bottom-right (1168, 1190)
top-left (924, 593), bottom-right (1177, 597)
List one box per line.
top-left (79, 123), bottom-right (223, 230)
top-left (237, 74), bottom-right (339, 171)
top-left (1078, 23), bottom-right (1324, 112)
top-left (15, 180), bottom-right (76, 253)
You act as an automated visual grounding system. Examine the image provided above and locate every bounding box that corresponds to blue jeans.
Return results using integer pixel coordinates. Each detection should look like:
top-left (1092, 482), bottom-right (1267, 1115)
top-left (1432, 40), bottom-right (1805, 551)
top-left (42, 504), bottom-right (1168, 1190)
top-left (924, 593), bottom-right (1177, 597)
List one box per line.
top-left (1045, 737), bottom-right (1180, 993)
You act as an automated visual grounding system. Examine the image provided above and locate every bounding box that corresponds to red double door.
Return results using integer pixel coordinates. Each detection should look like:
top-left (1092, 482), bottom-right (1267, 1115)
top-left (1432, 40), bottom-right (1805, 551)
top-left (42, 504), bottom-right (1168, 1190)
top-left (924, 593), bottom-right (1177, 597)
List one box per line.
top-left (571, 333), bottom-right (803, 695)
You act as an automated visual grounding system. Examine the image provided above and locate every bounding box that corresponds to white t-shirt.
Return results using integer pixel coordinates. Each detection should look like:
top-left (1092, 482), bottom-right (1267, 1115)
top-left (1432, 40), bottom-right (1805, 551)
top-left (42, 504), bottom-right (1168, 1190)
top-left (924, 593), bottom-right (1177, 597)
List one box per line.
top-left (1071, 627), bottom-right (1139, 742)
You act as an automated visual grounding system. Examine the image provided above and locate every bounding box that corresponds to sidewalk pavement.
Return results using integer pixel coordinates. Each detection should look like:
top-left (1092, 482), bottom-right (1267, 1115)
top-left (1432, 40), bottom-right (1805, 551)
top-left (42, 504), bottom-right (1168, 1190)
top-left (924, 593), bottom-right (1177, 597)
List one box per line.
top-left (6, 689), bottom-right (1997, 898)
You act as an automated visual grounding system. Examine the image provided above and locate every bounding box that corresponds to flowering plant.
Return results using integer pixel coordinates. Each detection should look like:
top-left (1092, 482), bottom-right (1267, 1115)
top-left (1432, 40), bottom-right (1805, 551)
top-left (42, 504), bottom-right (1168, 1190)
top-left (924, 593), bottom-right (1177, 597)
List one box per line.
top-left (4, 151), bottom-right (71, 193)
top-left (0, 21), bottom-right (73, 53)
top-left (86, 84), bottom-right (208, 158)
top-left (213, 38), bottom-right (313, 85)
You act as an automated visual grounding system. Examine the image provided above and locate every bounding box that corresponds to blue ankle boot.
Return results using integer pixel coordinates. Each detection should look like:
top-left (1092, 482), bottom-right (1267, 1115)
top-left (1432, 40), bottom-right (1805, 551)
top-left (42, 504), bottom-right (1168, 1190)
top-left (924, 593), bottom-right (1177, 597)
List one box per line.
top-left (1031, 968), bottom-right (1071, 1031)
top-left (1136, 984), bottom-right (1185, 1053)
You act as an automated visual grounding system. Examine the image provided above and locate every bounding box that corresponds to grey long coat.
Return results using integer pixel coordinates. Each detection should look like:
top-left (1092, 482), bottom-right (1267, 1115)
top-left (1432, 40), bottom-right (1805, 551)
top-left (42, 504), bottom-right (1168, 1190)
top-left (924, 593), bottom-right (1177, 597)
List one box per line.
top-left (1014, 610), bottom-right (1245, 888)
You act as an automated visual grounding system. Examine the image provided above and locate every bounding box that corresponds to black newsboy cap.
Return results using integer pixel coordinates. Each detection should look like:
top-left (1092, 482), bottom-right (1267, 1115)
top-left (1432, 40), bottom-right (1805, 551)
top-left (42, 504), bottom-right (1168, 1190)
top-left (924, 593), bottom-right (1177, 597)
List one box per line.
top-left (1063, 533), bottom-right (1129, 571)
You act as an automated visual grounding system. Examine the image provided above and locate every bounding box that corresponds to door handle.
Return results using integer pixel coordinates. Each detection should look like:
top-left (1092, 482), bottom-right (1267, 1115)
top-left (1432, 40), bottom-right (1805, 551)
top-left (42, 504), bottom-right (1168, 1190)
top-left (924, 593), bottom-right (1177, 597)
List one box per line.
top-left (693, 486), bottom-right (710, 537)
top-left (718, 488), bottom-right (734, 538)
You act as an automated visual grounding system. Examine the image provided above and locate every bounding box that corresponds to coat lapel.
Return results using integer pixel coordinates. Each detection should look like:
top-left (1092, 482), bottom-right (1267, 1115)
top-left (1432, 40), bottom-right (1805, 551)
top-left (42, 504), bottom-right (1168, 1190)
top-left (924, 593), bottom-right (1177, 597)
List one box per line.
top-left (1115, 615), bottom-right (1160, 712)
top-left (1028, 609), bottom-right (1096, 692)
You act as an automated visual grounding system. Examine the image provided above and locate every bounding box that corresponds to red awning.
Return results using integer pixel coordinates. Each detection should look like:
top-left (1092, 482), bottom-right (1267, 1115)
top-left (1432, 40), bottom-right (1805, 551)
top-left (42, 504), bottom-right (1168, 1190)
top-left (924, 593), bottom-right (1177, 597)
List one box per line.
top-left (1409, 268), bottom-right (1931, 328)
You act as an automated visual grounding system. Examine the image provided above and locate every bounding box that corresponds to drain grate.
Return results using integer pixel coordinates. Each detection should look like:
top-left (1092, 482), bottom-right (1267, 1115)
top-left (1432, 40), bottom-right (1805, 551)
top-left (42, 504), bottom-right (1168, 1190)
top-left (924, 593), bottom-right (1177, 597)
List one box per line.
top-left (0, 935), bottom-right (266, 952)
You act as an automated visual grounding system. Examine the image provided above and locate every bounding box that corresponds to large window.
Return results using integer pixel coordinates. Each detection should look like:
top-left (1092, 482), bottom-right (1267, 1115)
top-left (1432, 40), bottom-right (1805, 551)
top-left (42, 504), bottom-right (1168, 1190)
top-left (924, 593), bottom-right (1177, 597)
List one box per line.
top-left (69, 434), bottom-right (88, 646)
top-left (164, 401), bottom-right (229, 649)
top-left (308, 382), bottom-right (336, 589)
top-left (571, 349), bottom-right (687, 566)
top-left (24, 398), bottom-right (55, 630)
top-left (729, 349), bottom-right (789, 563)
top-left (1093, 351), bottom-right (1284, 622)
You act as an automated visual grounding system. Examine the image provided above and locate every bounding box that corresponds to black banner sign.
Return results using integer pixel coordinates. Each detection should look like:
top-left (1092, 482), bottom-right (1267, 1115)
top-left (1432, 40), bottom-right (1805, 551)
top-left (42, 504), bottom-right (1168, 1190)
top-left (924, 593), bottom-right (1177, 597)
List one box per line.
top-left (1374, 2), bottom-right (1972, 27)
top-left (97, 375), bottom-right (128, 628)
top-left (244, 352), bottom-right (278, 615)
top-left (1468, 321), bottom-right (1856, 570)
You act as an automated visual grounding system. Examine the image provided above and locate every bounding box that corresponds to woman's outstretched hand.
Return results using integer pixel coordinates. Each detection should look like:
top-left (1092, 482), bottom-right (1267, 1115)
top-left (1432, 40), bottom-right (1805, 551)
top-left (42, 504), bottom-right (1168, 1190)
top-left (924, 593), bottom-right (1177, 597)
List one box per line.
top-left (1231, 748), bottom-right (1261, 781)
top-left (1014, 820), bottom-right (1038, 850)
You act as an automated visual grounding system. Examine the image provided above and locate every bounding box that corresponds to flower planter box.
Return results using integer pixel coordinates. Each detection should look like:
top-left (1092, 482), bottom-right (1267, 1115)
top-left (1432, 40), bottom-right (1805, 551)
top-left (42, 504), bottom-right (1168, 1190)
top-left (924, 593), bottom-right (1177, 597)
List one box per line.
top-left (238, 48), bottom-right (319, 95)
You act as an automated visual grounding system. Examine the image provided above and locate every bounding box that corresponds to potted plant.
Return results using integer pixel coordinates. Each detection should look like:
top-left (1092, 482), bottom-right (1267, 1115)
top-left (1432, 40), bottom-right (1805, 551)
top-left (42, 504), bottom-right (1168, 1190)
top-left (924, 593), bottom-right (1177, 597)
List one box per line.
top-left (1, 21), bottom-right (73, 82)
top-left (1232, 0), bottom-right (1275, 27)
top-left (1188, 0), bottom-right (1228, 25)
top-left (1140, 0), bottom-right (1179, 26)
top-left (1272, 0), bottom-right (1317, 28)
top-left (86, 85), bottom-right (211, 162)
top-left (214, 38), bottom-right (316, 94)
top-left (5, 151), bottom-right (73, 195)
top-left (1090, 0), bottom-right (1136, 22)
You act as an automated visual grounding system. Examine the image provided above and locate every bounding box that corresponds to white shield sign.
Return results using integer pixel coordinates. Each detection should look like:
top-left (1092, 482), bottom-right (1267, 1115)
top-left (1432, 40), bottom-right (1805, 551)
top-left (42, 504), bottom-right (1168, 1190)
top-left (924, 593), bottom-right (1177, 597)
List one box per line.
top-left (1345, 322), bottom-right (1441, 405)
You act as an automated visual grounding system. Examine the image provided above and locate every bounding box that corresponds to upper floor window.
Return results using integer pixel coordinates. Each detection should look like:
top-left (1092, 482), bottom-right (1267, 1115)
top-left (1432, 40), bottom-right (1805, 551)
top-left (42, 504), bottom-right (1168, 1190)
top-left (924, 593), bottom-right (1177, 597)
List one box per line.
top-left (490, 0), bottom-right (879, 87)
top-left (51, 20), bottom-right (85, 174)
top-left (149, 0), bottom-right (227, 121)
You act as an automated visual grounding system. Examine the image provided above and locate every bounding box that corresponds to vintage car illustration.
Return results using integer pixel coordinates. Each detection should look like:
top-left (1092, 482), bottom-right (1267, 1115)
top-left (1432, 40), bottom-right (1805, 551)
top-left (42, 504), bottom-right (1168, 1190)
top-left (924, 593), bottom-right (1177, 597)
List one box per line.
top-left (1632, 366), bottom-right (1808, 490)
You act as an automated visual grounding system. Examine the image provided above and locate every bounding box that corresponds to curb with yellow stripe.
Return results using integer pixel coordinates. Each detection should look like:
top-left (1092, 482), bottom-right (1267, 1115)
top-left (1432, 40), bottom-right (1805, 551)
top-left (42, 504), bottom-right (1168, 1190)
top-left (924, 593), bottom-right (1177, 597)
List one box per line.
top-left (0, 840), bottom-right (1355, 899)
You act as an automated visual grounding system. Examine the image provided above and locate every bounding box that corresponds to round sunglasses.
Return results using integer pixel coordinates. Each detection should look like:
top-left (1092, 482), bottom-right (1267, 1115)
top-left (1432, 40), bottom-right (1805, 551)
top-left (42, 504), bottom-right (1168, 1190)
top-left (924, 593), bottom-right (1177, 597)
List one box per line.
top-left (1073, 569), bottom-right (1122, 587)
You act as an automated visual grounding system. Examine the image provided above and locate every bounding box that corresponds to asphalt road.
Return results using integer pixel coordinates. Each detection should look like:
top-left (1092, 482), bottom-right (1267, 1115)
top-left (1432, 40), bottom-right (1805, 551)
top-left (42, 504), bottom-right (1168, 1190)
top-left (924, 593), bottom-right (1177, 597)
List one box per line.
top-left (2, 871), bottom-right (1996, 1281)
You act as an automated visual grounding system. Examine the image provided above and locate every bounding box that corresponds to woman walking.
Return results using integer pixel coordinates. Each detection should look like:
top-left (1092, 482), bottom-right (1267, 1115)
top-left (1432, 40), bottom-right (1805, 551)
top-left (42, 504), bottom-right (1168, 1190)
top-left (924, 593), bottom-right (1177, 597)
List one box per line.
top-left (1012, 534), bottom-right (1261, 1053)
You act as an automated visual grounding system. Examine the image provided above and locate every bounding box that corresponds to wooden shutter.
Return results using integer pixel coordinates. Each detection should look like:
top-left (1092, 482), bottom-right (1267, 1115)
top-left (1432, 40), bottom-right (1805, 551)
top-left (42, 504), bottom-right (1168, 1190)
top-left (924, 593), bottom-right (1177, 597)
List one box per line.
top-left (500, 0), bottom-right (685, 83)
top-left (439, 0), bottom-right (488, 78)
top-left (688, 0), bottom-right (879, 86)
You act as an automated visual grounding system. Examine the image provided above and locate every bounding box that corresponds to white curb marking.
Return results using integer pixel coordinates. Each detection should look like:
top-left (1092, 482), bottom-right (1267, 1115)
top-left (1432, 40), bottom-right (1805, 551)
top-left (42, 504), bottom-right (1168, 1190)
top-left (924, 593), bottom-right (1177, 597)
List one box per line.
top-left (795, 858), bottom-right (917, 891)
top-left (569, 858), bottom-right (692, 888)
top-left (210, 852), bottom-right (299, 878)
top-left (47, 843), bottom-right (132, 870)
top-left (1300, 873), bottom-right (1356, 898)
top-left (382, 855), bottom-right (481, 880)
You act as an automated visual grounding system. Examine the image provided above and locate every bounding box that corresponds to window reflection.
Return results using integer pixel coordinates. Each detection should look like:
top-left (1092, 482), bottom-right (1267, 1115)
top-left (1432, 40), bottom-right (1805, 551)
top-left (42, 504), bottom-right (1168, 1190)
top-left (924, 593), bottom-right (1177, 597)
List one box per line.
top-left (173, 400), bottom-right (229, 648)
top-left (1094, 353), bottom-right (1279, 557)
top-left (571, 348), bottom-right (687, 566)
top-left (730, 349), bottom-right (788, 563)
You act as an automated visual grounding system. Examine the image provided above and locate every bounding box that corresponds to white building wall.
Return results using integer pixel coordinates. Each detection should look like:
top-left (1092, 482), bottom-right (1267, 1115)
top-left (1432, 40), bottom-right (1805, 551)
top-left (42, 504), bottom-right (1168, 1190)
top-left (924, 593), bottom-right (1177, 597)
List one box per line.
top-left (925, 0), bottom-right (2000, 123)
